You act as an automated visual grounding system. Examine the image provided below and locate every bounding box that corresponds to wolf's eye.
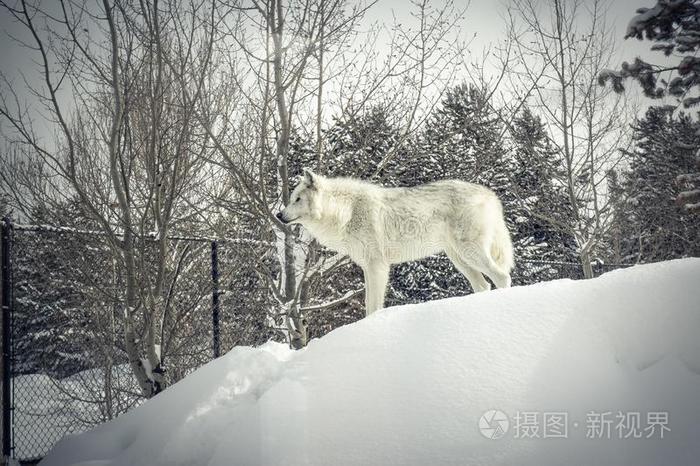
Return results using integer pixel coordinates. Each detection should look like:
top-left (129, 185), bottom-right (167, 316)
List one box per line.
top-left (295, 197), bottom-right (301, 203)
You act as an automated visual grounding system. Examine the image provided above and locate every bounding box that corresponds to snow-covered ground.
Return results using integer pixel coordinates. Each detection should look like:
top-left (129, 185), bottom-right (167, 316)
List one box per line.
top-left (40, 259), bottom-right (700, 466)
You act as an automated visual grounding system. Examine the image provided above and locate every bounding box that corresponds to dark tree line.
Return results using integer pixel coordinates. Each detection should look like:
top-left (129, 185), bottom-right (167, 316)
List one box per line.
top-left (610, 107), bottom-right (700, 263)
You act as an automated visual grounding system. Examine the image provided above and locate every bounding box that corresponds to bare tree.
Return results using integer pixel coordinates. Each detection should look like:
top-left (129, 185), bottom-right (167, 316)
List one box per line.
top-left (0, 0), bottom-right (220, 397)
top-left (507, 0), bottom-right (633, 277)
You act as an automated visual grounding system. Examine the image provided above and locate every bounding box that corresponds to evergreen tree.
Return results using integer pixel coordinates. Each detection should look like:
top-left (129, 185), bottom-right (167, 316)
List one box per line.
top-left (12, 200), bottom-right (110, 377)
top-left (600, 0), bottom-right (700, 213)
top-left (605, 168), bottom-right (631, 264)
top-left (416, 84), bottom-right (508, 186)
top-left (323, 105), bottom-right (405, 181)
top-left (617, 106), bottom-right (700, 261)
top-left (288, 130), bottom-right (318, 180)
top-left (509, 108), bottom-right (579, 282)
top-left (601, 0), bottom-right (700, 102)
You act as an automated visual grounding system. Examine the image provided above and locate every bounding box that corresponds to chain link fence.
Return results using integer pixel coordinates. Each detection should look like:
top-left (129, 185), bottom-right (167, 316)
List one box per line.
top-left (1, 219), bottom-right (277, 462)
top-left (0, 218), bottom-right (633, 463)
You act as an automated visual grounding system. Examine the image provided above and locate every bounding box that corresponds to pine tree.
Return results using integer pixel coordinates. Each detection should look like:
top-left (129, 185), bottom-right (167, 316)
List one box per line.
top-left (12, 200), bottom-right (110, 377)
top-left (509, 108), bottom-right (579, 282)
top-left (323, 105), bottom-right (405, 181)
top-left (416, 84), bottom-right (508, 186)
top-left (288, 130), bottom-right (318, 180)
top-left (600, 1), bottom-right (700, 102)
top-left (617, 106), bottom-right (700, 261)
top-left (599, 0), bottom-right (700, 213)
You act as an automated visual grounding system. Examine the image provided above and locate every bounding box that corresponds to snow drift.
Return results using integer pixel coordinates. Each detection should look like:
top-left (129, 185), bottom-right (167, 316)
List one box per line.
top-left (41, 259), bottom-right (700, 466)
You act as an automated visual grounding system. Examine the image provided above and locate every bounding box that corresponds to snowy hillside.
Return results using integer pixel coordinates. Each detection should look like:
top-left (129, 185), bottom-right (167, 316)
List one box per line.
top-left (40, 259), bottom-right (700, 466)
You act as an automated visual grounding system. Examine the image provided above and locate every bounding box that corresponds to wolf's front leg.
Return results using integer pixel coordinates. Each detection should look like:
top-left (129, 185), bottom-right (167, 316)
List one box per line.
top-left (362, 261), bottom-right (390, 316)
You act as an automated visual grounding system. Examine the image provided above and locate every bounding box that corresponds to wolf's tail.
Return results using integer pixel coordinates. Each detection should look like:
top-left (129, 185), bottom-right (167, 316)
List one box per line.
top-left (490, 200), bottom-right (514, 273)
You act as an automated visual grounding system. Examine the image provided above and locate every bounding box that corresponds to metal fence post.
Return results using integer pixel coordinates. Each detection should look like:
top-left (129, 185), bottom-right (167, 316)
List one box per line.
top-left (1, 217), bottom-right (13, 460)
top-left (211, 240), bottom-right (221, 358)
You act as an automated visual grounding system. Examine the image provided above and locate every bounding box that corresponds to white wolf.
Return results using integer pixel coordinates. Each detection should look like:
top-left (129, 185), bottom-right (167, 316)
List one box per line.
top-left (277, 170), bottom-right (514, 315)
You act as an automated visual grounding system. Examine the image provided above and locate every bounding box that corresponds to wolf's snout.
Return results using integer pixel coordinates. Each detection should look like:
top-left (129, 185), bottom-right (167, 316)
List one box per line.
top-left (276, 211), bottom-right (287, 223)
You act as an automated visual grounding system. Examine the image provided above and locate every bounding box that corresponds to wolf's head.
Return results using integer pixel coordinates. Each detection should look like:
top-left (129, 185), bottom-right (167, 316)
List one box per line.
top-left (276, 169), bottom-right (322, 225)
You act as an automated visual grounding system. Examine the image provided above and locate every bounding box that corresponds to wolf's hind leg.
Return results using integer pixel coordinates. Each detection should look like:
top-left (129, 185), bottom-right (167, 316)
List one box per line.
top-left (446, 249), bottom-right (491, 293)
top-left (472, 245), bottom-right (511, 289)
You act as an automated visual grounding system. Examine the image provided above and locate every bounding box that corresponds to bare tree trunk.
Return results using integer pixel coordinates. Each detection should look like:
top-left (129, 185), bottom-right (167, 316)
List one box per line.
top-left (316, 0), bottom-right (325, 166)
top-left (103, 0), bottom-right (159, 398)
top-left (144, 0), bottom-right (167, 396)
top-left (554, 0), bottom-right (578, 224)
top-left (270, 0), bottom-right (305, 346)
top-left (580, 250), bottom-right (594, 279)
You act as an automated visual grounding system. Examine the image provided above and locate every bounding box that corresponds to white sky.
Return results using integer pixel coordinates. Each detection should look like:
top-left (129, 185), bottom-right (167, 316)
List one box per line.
top-left (0, 0), bottom-right (667, 88)
top-left (0, 0), bottom-right (675, 143)
top-left (371, 0), bottom-right (658, 61)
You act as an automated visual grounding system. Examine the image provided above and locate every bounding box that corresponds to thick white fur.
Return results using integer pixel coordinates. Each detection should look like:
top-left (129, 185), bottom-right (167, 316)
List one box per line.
top-left (278, 170), bottom-right (514, 316)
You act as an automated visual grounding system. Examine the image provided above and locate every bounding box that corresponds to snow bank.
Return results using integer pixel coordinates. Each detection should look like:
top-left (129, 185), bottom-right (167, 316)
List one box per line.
top-left (41, 259), bottom-right (700, 466)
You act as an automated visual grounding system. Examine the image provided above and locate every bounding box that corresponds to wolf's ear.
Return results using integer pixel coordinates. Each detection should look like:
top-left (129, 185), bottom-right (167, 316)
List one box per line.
top-left (303, 168), bottom-right (316, 188)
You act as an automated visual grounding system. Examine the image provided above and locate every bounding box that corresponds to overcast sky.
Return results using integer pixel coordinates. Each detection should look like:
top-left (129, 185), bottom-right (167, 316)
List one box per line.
top-left (372, 0), bottom-right (657, 62)
top-left (0, 0), bottom-right (664, 86)
top-left (0, 0), bottom-right (672, 143)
